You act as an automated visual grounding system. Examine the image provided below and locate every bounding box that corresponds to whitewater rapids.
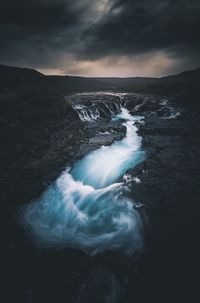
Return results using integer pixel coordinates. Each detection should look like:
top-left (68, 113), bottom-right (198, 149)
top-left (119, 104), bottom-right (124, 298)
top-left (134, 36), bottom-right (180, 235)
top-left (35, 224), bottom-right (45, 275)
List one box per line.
top-left (20, 106), bottom-right (146, 255)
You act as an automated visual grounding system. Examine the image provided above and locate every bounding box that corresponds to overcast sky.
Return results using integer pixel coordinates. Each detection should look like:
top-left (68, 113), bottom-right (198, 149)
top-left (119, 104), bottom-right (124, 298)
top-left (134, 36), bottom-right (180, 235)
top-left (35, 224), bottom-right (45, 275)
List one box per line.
top-left (0, 0), bottom-right (200, 77)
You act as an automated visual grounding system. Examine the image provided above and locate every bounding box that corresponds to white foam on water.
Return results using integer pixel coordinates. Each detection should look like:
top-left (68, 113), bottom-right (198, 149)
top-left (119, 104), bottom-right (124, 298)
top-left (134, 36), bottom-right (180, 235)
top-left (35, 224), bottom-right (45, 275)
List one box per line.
top-left (20, 106), bottom-right (145, 255)
top-left (22, 172), bottom-right (143, 255)
top-left (72, 115), bottom-right (145, 189)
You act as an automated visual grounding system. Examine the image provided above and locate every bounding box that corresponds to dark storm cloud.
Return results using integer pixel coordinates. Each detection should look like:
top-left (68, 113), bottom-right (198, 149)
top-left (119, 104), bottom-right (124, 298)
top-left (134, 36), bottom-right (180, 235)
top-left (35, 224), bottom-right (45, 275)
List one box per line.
top-left (0, 0), bottom-right (93, 66)
top-left (0, 0), bottom-right (75, 52)
top-left (0, 0), bottom-right (200, 75)
top-left (81, 0), bottom-right (200, 59)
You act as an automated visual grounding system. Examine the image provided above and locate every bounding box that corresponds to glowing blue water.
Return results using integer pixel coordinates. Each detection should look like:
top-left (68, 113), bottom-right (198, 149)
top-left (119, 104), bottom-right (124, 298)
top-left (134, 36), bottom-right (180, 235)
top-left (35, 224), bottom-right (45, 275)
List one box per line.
top-left (21, 107), bottom-right (146, 255)
top-left (72, 110), bottom-right (144, 189)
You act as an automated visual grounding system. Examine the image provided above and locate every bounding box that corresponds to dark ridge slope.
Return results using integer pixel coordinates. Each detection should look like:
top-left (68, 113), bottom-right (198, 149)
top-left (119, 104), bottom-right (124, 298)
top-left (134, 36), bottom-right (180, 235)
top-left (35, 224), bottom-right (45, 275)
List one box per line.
top-left (0, 64), bottom-right (111, 93)
top-left (0, 64), bottom-right (44, 78)
top-left (0, 64), bottom-right (200, 104)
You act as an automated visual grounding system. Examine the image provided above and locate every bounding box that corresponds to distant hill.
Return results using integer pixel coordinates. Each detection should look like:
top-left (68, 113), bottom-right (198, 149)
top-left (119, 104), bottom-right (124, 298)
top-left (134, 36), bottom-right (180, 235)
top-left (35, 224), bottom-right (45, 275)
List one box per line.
top-left (0, 64), bottom-right (200, 104)
top-left (162, 67), bottom-right (200, 80)
top-left (149, 68), bottom-right (200, 103)
top-left (0, 64), bottom-right (44, 78)
top-left (0, 64), bottom-right (110, 93)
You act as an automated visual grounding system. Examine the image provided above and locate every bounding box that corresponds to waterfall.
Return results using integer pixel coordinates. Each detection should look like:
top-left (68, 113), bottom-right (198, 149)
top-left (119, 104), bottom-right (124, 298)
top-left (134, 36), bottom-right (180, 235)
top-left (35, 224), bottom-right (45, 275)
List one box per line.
top-left (20, 94), bottom-right (146, 256)
top-left (71, 93), bottom-right (125, 122)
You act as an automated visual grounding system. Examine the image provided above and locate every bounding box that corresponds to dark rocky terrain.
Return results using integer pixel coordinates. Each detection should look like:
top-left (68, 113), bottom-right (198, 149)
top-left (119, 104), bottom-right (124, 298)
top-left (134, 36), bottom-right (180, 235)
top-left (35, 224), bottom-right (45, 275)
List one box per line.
top-left (127, 99), bottom-right (200, 302)
top-left (0, 65), bottom-right (200, 303)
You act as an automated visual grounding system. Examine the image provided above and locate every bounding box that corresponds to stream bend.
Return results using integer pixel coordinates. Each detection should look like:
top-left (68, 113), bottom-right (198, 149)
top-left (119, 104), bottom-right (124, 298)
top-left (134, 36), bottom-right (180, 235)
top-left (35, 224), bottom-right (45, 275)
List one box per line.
top-left (20, 100), bottom-right (146, 255)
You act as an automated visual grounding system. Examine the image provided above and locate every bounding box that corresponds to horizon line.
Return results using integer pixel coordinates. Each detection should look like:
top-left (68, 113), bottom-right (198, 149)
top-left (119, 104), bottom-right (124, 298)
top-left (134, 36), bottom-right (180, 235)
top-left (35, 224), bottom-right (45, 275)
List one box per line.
top-left (0, 63), bottom-right (199, 79)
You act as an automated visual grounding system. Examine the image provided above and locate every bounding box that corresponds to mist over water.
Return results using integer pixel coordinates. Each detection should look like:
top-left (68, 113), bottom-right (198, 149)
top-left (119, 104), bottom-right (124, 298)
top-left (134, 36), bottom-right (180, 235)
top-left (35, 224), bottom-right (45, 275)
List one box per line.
top-left (21, 99), bottom-right (146, 255)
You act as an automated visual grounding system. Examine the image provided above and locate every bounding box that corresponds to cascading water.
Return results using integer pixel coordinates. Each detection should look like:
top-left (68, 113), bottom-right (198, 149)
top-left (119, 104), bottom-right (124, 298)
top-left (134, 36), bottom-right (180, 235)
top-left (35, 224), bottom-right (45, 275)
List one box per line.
top-left (73, 105), bottom-right (101, 122)
top-left (71, 93), bottom-right (123, 122)
top-left (20, 95), bottom-right (146, 255)
top-left (72, 109), bottom-right (145, 189)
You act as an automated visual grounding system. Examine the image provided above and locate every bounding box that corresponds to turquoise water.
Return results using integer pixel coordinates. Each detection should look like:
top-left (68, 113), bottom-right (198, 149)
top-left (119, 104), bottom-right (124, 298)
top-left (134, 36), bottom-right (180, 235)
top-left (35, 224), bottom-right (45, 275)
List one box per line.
top-left (21, 107), bottom-right (146, 255)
